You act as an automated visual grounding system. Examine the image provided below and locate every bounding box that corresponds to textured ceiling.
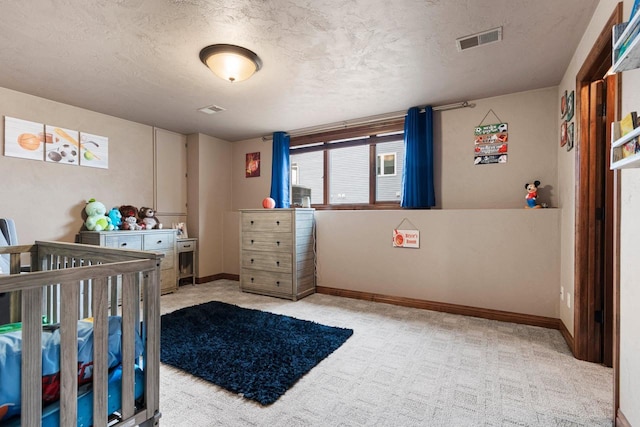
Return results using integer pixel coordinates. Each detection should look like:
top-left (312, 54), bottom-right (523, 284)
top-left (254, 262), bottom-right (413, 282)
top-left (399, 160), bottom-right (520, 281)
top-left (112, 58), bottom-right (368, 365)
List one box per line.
top-left (0, 0), bottom-right (599, 141)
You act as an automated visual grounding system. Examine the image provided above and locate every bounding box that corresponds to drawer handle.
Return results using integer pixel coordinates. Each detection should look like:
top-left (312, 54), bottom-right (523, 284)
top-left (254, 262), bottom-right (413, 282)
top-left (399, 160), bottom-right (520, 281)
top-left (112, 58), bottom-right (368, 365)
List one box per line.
top-left (251, 220), bottom-right (254, 225)
top-left (276, 241), bottom-right (280, 246)
top-left (251, 240), bottom-right (254, 244)
top-left (276, 261), bottom-right (280, 267)
top-left (276, 281), bottom-right (280, 286)
top-left (251, 277), bottom-right (254, 283)
top-left (184, 244), bottom-right (191, 248)
top-left (121, 243), bottom-right (127, 247)
top-left (251, 259), bottom-right (254, 264)
top-left (276, 221), bottom-right (280, 225)
top-left (157, 240), bottom-right (162, 244)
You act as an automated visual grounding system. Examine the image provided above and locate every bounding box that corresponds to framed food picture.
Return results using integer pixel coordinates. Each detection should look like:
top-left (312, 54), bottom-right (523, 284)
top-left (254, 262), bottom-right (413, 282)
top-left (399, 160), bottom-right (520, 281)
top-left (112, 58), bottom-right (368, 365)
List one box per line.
top-left (561, 121), bottom-right (568, 147)
top-left (561, 90), bottom-right (567, 118)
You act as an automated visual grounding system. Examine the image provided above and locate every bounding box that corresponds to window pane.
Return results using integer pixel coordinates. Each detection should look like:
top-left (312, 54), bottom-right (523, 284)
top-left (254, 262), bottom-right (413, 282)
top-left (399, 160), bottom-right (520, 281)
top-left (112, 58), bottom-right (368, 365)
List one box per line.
top-left (329, 145), bottom-right (369, 204)
top-left (290, 151), bottom-right (324, 204)
top-left (376, 140), bottom-right (404, 202)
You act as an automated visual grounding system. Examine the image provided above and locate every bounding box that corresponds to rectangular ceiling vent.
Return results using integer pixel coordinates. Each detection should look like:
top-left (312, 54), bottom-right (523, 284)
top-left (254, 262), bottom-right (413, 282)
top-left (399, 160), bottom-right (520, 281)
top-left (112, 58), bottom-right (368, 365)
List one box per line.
top-left (198, 104), bottom-right (226, 115)
top-left (456, 27), bottom-right (502, 52)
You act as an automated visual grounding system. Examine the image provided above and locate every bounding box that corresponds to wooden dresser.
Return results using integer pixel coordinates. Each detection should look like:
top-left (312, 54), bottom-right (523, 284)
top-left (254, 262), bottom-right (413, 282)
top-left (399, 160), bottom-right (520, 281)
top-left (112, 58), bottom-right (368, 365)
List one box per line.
top-left (239, 208), bottom-right (315, 301)
top-left (79, 229), bottom-right (177, 294)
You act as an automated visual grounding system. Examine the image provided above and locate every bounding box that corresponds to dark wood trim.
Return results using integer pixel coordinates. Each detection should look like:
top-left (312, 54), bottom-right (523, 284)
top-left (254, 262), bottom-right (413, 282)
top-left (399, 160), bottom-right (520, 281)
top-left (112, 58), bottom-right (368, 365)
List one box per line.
top-left (311, 202), bottom-right (402, 210)
top-left (616, 409), bottom-right (631, 427)
top-left (316, 286), bottom-right (560, 330)
top-left (559, 320), bottom-right (575, 355)
top-left (369, 144), bottom-right (376, 204)
top-left (290, 119), bottom-right (404, 146)
top-left (195, 273), bottom-right (239, 284)
top-left (573, 2), bottom-right (622, 363)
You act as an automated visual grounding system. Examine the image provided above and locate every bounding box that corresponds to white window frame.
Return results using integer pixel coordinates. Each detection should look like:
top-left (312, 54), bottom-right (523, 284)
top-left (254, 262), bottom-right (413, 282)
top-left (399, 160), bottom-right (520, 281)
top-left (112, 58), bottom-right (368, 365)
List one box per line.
top-left (291, 163), bottom-right (299, 185)
top-left (377, 152), bottom-right (397, 177)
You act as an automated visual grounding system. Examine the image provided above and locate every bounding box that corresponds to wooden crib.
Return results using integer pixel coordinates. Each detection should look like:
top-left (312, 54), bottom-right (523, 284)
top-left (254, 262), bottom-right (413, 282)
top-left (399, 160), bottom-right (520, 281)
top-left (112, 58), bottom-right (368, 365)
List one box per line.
top-left (0, 241), bottom-right (162, 427)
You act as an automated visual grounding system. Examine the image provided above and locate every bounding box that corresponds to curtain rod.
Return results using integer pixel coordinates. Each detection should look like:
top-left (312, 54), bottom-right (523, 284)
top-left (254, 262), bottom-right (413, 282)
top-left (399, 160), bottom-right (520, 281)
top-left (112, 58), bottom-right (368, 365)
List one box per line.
top-left (261, 101), bottom-right (475, 141)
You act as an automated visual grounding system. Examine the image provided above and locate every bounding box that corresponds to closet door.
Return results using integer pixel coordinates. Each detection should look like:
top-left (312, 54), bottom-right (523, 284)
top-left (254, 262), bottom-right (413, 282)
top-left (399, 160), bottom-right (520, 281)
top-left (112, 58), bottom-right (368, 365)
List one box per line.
top-left (154, 128), bottom-right (187, 215)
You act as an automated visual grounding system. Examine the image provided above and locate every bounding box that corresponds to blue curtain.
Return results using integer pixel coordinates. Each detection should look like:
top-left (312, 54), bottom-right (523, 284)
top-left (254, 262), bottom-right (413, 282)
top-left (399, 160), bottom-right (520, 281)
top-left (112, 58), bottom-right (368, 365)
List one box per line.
top-left (270, 131), bottom-right (290, 208)
top-left (401, 106), bottom-right (435, 208)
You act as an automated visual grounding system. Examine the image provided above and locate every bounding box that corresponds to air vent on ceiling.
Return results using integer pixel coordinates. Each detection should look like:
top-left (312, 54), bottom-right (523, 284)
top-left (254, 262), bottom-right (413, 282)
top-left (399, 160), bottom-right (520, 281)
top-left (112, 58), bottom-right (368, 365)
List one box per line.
top-left (198, 104), bottom-right (226, 114)
top-left (456, 27), bottom-right (502, 51)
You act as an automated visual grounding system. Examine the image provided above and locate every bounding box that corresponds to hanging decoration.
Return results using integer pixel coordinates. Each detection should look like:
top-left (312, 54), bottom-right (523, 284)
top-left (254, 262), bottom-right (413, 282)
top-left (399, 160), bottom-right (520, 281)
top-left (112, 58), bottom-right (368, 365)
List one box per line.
top-left (392, 218), bottom-right (420, 248)
top-left (474, 109), bottom-right (508, 165)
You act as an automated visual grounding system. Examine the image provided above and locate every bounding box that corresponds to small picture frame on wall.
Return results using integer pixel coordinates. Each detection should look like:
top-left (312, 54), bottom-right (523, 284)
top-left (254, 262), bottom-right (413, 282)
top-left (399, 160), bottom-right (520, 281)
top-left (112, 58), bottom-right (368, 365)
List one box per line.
top-left (567, 122), bottom-right (575, 151)
top-left (566, 91), bottom-right (575, 121)
top-left (245, 152), bottom-right (260, 178)
top-left (561, 121), bottom-right (568, 147)
top-left (561, 90), bottom-right (567, 118)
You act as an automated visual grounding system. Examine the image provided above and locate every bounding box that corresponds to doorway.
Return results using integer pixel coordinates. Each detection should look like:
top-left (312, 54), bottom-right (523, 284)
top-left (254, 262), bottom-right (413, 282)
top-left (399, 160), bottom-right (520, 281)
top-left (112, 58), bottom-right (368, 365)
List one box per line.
top-left (573, 0), bottom-right (621, 414)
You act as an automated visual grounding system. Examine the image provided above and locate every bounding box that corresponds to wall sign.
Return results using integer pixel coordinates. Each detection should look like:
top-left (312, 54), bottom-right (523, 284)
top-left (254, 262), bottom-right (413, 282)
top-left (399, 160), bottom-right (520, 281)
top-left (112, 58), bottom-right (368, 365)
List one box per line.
top-left (474, 109), bottom-right (508, 165)
top-left (392, 218), bottom-right (420, 248)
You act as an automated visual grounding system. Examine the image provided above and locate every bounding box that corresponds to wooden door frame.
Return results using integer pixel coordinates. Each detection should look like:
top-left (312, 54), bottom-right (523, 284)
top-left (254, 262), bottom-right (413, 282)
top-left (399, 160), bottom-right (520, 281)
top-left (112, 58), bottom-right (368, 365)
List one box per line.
top-left (573, 0), bottom-right (622, 414)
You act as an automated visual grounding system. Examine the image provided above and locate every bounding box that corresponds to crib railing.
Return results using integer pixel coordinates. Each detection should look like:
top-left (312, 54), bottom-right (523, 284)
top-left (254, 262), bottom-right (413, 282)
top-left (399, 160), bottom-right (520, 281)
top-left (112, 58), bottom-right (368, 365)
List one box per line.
top-left (0, 241), bottom-right (162, 427)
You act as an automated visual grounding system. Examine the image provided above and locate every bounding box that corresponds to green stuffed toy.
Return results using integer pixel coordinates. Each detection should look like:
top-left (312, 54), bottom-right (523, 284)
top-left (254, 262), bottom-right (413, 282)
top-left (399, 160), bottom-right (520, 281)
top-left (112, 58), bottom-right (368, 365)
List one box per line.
top-left (84, 198), bottom-right (114, 231)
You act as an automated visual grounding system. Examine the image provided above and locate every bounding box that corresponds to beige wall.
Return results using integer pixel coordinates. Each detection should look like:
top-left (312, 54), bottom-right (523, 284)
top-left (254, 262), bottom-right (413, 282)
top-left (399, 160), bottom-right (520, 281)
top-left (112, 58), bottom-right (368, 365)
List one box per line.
top-left (438, 87), bottom-right (558, 209)
top-left (186, 133), bottom-right (233, 279)
top-left (0, 87), bottom-right (154, 244)
top-left (229, 88), bottom-right (561, 318)
top-left (558, 0), bottom-right (640, 424)
top-left (316, 209), bottom-right (560, 317)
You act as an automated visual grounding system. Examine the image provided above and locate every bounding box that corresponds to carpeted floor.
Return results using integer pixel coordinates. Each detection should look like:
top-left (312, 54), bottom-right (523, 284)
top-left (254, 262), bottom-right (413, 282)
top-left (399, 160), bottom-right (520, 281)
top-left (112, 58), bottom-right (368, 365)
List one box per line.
top-left (159, 280), bottom-right (613, 427)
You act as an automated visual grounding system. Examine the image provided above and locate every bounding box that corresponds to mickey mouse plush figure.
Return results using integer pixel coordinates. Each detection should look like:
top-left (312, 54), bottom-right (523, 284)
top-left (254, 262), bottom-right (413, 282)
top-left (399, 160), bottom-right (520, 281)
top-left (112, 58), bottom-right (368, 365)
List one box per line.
top-left (524, 180), bottom-right (541, 209)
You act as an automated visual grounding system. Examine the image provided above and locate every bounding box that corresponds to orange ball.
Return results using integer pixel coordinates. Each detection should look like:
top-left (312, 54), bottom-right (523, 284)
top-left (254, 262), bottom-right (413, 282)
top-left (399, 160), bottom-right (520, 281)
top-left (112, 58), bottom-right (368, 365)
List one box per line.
top-left (262, 197), bottom-right (276, 209)
top-left (17, 133), bottom-right (40, 151)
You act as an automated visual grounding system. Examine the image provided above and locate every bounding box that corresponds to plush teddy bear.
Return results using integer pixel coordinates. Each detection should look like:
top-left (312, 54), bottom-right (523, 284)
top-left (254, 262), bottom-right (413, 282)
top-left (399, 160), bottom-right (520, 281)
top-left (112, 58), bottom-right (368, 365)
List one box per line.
top-left (84, 198), bottom-right (114, 231)
top-left (524, 180), bottom-right (541, 209)
top-left (108, 207), bottom-right (122, 230)
top-left (119, 205), bottom-right (142, 230)
top-left (138, 207), bottom-right (162, 230)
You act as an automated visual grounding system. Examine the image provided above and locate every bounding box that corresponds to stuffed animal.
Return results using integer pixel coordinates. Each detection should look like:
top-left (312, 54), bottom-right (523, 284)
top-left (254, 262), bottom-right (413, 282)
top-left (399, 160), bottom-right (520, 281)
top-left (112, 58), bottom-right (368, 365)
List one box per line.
top-left (108, 207), bottom-right (122, 230)
top-left (119, 205), bottom-right (142, 231)
top-left (84, 198), bottom-right (114, 231)
top-left (138, 207), bottom-right (162, 230)
top-left (524, 180), bottom-right (541, 209)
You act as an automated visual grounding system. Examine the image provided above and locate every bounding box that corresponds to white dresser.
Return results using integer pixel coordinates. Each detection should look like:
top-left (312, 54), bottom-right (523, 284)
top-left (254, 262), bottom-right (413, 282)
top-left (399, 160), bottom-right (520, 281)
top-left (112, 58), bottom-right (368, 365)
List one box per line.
top-left (239, 208), bottom-right (315, 301)
top-left (79, 229), bottom-right (177, 294)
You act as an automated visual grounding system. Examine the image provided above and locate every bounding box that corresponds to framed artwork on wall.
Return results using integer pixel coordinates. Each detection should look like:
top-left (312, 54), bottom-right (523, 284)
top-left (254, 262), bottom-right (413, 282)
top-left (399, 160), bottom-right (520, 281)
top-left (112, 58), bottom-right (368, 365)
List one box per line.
top-left (567, 122), bottom-right (575, 151)
top-left (561, 121), bottom-right (568, 147)
top-left (566, 91), bottom-right (575, 121)
top-left (561, 90), bottom-right (567, 118)
top-left (3, 116), bottom-right (45, 161)
top-left (246, 152), bottom-right (260, 177)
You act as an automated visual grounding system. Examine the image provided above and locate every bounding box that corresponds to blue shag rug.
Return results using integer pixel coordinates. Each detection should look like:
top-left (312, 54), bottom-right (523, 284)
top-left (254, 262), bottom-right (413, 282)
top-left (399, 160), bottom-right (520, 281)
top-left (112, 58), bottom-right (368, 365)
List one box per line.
top-left (160, 301), bottom-right (353, 405)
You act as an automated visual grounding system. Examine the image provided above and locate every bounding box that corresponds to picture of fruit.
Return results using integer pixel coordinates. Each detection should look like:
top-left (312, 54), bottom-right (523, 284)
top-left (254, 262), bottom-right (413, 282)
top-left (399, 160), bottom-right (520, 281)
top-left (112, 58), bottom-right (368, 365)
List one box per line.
top-left (17, 133), bottom-right (40, 150)
top-left (394, 233), bottom-right (404, 246)
top-left (84, 151), bottom-right (95, 160)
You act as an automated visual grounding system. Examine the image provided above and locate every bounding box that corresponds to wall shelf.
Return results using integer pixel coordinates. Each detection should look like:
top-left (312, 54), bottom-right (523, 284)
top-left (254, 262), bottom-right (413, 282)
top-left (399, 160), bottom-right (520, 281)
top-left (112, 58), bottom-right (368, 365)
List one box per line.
top-left (611, 125), bottom-right (640, 169)
top-left (612, 12), bottom-right (640, 73)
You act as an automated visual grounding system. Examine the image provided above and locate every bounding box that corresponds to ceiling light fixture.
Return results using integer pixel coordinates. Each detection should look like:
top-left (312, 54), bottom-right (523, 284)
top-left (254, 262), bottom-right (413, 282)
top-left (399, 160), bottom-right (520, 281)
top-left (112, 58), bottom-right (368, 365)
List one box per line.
top-left (199, 44), bottom-right (262, 83)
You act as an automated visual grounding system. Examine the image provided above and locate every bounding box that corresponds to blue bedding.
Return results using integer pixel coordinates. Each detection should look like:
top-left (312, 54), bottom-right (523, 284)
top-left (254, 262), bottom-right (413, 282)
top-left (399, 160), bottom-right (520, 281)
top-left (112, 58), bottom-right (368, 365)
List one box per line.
top-left (0, 316), bottom-right (143, 424)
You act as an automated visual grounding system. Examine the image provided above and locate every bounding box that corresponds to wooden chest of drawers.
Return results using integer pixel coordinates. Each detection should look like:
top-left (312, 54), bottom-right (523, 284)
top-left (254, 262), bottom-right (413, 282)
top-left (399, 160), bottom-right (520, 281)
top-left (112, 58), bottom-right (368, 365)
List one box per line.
top-left (79, 229), bottom-right (177, 294)
top-left (239, 209), bottom-right (315, 301)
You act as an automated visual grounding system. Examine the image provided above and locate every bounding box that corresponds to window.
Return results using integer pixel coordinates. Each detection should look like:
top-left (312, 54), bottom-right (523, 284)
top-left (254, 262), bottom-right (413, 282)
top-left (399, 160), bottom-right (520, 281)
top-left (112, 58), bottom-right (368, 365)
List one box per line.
top-left (289, 120), bottom-right (404, 208)
top-left (377, 152), bottom-right (396, 176)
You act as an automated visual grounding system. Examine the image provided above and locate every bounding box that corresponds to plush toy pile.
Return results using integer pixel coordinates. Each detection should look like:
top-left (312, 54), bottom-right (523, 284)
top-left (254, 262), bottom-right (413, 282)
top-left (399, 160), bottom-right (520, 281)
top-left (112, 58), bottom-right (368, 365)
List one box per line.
top-left (82, 200), bottom-right (163, 231)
